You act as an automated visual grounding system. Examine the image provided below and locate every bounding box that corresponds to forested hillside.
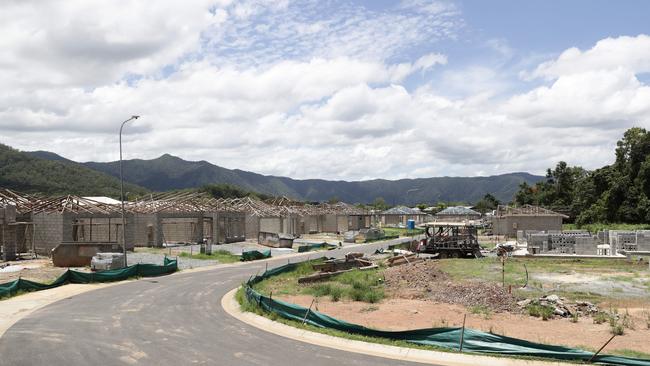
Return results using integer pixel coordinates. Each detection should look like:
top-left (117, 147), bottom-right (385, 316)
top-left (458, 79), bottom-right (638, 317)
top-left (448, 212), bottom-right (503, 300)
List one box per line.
top-left (515, 127), bottom-right (650, 224)
top-left (0, 144), bottom-right (147, 197)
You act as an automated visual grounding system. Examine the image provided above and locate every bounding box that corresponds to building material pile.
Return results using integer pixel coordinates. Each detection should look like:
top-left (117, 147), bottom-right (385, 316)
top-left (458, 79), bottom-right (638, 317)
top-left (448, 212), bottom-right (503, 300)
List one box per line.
top-left (298, 253), bottom-right (376, 283)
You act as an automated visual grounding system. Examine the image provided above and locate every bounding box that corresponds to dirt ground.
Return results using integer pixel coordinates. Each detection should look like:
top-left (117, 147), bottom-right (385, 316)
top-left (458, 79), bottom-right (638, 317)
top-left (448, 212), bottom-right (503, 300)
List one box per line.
top-left (279, 294), bottom-right (650, 354)
top-left (0, 259), bottom-right (76, 284)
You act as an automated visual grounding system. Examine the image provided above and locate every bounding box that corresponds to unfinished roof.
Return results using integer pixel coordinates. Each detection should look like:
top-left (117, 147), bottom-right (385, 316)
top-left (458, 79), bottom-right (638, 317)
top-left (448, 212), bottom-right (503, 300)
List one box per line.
top-left (436, 206), bottom-right (481, 216)
top-left (381, 206), bottom-right (422, 215)
top-left (0, 187), bottom-right (369, 217)
top-left (496, 204), bottom-right (569, 218)
top-left (0, 189), bottom-right (36, 214)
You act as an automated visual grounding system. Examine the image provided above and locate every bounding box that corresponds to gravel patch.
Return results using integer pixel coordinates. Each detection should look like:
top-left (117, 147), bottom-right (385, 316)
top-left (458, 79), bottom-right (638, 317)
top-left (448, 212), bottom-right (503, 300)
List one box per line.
top-left (127, 252), bottom-right (219, 270)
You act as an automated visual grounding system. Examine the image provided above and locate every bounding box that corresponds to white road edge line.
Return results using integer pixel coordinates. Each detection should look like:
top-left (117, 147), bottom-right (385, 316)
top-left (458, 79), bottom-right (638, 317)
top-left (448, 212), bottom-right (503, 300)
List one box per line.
top-left (221, 287), bottom-right (573, 366)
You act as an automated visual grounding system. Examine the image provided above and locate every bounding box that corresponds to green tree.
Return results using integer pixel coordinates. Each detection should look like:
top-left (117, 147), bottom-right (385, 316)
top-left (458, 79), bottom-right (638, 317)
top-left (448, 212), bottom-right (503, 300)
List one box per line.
top-left (372, 197), bottom-right (389, 211)
top-left (474, 193), bottom-right (500, 213)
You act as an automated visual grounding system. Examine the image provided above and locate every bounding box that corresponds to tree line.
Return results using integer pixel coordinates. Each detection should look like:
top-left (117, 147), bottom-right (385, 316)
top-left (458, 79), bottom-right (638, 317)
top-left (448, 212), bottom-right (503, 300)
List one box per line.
top-left (514, 127), bottom-right (650, 225)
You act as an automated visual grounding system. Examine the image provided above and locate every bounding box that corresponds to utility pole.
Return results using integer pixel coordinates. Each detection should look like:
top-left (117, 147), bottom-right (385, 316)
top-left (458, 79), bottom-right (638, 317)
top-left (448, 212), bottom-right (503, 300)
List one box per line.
top-left (119, 115), bottom-right (140, 267)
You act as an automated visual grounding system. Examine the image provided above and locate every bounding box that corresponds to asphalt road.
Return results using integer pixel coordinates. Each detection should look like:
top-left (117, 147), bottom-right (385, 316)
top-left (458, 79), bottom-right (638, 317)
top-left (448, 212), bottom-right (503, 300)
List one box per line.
top-left (0, 238), bottom-right (429, 366)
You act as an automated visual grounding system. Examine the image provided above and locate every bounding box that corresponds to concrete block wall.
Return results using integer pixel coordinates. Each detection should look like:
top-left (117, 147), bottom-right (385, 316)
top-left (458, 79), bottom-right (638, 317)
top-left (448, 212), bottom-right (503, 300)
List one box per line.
top-left (31, 212), bottom-right (64, 255)
top-left (1, 224), bottom-right (17, 261)
top-left (323, 214), bottom-right (337, 233)
top-left (260, 217), bottom-right (282, 234)
top-left (609, 231), bottom-right (636, 254)
top-left (245, 214), bottom-right (259, 240)
top-left (215, 212), bottom-right (246, 243)
top-left (494, 215), bottom-right (563, 237)
top-left (132, 213), bottom-right (160, 247)
top-left (526, 230), bottom-right (592, 254)
top-left (336, 215), bottom-right (348, 233)
top-left (161, 216), bottom-right (202, 244)
top-left (636, 231), bottom-right (650, 251)
top-left (574, 236), bottom-right (598, 255)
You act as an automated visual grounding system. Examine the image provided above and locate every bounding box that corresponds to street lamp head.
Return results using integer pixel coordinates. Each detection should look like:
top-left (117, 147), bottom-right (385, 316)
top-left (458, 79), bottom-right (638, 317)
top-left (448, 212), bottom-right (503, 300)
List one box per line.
top-left (132, 115), bottom-right (140, 119)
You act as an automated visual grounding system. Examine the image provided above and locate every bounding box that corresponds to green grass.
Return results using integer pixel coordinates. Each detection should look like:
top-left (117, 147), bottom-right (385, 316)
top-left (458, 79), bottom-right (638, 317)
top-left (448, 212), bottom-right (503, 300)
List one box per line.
top-left (251, 260), bottom-right (385, 303)
top-left (382, 227), bottom-right (425, 237)
top-left (612, 349), bottom-right (650, 359)
top-left (436, 257), bottom-right (650, 304)
top-left (525, 301), bottom-right (555, 320)
top-left (178, 249), bottom-right (240, 263)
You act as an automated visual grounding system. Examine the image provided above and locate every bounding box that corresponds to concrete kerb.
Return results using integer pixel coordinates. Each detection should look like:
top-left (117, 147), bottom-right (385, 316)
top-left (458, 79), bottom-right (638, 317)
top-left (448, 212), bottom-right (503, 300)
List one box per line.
top-left (221, 288), bottom-right (574, 366)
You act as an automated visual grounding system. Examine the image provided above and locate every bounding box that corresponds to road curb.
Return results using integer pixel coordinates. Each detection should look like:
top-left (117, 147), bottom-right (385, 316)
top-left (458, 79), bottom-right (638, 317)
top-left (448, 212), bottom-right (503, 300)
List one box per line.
top-left (221, 287), bottom-right (572, 366)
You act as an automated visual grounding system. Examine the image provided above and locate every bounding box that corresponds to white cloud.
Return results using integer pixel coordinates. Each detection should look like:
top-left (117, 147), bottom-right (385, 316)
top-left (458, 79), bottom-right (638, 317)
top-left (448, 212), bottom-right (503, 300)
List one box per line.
top-left (525, 34), bottom-right (650, 80)
top-left (0, 1), bottom-right (648, 183)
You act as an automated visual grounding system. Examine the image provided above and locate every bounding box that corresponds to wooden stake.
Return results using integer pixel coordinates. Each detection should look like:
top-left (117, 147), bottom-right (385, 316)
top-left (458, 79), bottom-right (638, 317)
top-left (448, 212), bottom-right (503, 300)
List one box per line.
top-left (588, 335), bottom-right (616, 362)
top-left (459, 314), bottom-right (467, 352)
top-left (302, 298), bottom-right (316, 325)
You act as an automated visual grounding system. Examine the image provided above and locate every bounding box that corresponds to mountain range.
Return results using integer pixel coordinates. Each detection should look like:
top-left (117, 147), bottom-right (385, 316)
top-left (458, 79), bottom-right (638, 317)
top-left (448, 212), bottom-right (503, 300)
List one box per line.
top-left (23, 148), bottom-right (542, 204)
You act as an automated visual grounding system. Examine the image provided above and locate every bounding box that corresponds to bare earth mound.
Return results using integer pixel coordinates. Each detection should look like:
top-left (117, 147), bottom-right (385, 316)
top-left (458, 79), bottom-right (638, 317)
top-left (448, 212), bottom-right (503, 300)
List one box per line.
top-left (384, 260), bottom-right (516, 312)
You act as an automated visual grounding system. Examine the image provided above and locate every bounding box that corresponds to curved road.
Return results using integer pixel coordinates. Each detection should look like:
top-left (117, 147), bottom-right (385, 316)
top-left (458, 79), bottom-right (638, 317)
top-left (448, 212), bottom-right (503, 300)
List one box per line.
top-left (0, 239), bottom-right (427, 366)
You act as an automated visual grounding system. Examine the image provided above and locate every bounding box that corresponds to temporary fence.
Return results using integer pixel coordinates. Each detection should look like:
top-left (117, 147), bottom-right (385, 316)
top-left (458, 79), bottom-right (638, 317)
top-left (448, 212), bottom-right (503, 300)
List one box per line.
top-left (240, 249), bottom-right (272, 262)
top-left (0, 257), bottom-right (178, 299)
top-left (244, 262), bottom-right (650, 366)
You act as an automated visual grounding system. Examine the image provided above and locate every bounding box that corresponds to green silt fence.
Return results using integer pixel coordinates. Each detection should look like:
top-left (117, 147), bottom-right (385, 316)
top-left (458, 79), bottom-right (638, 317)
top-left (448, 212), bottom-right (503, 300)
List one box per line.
top-left (240, 249), bottom-right (271, 261)
top-left (244, 262), bottom-right (650, 366)
top-left (0, 257), bottom-right (178, 299)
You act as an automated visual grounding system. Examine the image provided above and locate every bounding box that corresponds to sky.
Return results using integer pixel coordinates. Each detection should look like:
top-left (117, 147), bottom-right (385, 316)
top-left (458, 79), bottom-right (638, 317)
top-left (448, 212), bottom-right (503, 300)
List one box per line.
top-left (1, 0), bottom-right (649, 181)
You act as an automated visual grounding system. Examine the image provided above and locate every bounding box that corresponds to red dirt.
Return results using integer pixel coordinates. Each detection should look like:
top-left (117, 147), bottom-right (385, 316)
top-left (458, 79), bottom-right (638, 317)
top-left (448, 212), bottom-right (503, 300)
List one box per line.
top-left (279, 294), bottom-right (650, 354)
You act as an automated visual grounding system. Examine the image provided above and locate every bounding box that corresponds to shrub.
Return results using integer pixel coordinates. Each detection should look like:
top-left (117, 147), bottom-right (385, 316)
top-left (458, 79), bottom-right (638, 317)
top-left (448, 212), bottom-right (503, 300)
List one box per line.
top-left (363, 289), bottom-right (384, 304)
top-left (310, 284), bottom-right (332, 297)
top-left (593, 312), bottom-right (609, 324)
top-left (329, 286), bottom-right (344, 302)
top-left (526, 303), bottom-right (554, 320)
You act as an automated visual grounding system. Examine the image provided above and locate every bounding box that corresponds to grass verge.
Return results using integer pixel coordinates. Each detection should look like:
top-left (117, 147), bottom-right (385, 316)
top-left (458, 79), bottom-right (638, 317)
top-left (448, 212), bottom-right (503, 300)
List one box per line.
top-left (178, 250), bottom-right (240, 263)
top-left (251, 260), bottom-right (384, 303)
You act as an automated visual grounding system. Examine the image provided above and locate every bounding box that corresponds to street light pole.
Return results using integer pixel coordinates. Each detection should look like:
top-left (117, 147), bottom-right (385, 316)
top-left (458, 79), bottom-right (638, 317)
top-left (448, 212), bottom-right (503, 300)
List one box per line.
top-left (119, 115), bottom-right (140, 267)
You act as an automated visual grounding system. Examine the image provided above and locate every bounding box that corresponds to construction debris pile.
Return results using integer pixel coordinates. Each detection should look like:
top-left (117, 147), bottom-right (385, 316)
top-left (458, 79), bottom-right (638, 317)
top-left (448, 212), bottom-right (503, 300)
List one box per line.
top-left (384, 260), bottom-right (516, 312)
top-left (517, 295), bottom-right (600, 318)
top-left (298, 252), bottom-right (376, 283)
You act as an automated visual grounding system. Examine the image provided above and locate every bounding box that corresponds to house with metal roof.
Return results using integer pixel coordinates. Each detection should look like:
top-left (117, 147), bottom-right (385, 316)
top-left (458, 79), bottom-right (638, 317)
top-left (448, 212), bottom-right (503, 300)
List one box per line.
top-left (380, 206), bottom-right (429, 226)
top-left (492, 205), bottom-right (569, 237)
top-left (435, 206), bottom-right (482, 222)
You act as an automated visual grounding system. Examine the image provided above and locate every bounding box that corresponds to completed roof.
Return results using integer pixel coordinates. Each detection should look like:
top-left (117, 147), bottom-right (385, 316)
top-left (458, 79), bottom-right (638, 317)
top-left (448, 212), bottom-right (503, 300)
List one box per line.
top-left (381, 206), bottom-right (422, 215)
top-left (436, 206), bottom-right (481, 216)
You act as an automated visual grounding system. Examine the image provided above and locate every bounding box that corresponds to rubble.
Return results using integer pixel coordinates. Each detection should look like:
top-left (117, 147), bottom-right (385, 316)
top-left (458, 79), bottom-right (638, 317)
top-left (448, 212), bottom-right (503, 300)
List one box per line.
top-left (517, 294), bottom-right (600, 318)
top-left (384, 260), bottom-right (516, 312)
